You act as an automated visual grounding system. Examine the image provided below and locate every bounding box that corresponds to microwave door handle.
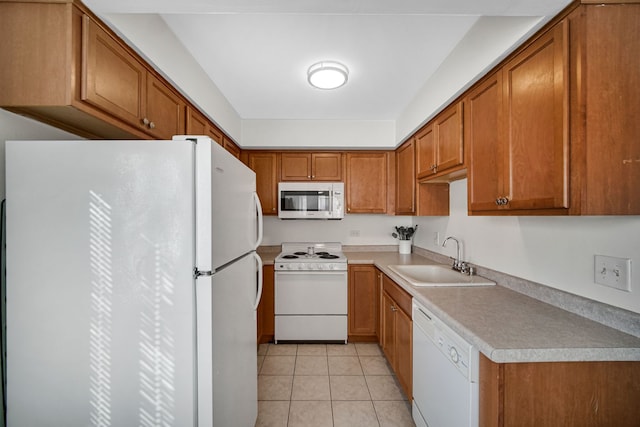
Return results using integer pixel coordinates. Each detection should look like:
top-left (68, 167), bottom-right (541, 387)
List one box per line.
top-left (330, 189), bottom-right (333, 215)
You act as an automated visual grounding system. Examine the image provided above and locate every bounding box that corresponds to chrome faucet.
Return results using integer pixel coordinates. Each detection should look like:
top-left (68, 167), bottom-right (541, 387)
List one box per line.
top-left (442, 236), bottom-right (469, 274)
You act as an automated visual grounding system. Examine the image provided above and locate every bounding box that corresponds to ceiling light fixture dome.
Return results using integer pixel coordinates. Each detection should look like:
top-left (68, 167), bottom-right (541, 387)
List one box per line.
top-left (307, 61), bottom-right (349, 90)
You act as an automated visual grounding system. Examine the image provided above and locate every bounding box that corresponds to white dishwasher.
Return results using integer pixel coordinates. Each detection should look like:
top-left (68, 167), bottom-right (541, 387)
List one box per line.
top-left (412, 300), bottom-right (479, 427)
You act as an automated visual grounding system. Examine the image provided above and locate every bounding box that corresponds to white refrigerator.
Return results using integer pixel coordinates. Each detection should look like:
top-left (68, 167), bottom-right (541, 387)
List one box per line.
top-left (5, 136), bottom-right (263, 427)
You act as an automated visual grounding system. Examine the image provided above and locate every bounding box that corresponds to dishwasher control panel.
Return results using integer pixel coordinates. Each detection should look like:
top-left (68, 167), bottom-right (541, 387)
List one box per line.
top-left (412, 300), bottom-right (479, 382)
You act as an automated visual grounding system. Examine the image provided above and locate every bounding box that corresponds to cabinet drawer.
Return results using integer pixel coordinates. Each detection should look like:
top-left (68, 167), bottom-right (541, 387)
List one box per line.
top-left (382, 274), bottom-right (412, 316)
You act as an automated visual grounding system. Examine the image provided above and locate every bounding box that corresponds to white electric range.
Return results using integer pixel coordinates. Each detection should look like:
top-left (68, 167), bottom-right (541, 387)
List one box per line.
top-left (274, 243), bottom-right (348, 343)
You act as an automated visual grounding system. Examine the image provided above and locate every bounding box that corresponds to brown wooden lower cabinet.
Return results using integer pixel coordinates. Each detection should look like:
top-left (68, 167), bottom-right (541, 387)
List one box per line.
top-left (347, 265), bottom-right (379, 342)
top-left (257, 264), bottom-right (274, 344)
top-left (376, 268), bottom-right (384, 345)
top-left (381, 274), bottom-right (412, 400)
top-left (479, 353), bottom-right (640, 427)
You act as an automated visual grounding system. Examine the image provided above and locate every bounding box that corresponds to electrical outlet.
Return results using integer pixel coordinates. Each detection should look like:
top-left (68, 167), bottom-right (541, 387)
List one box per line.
top-left (594, 255), bottom-right (631, 292)
top-left (433, 232), bottom-right (440, 246)
top-left (349, 230), bottom-right (360, 237)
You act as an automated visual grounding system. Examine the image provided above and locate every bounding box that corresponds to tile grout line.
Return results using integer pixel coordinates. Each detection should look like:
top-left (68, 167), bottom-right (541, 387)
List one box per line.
top-left (258, 343), bottom-right (412, 426)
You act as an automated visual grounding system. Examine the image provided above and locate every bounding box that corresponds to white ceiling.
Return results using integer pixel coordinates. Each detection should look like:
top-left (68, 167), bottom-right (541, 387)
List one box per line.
top-left (84, 0), bottom-right (571, 121)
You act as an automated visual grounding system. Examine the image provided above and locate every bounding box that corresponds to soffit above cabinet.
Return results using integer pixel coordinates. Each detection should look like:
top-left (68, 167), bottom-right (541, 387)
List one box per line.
top-left (84, 0), bottom-right (572, 122)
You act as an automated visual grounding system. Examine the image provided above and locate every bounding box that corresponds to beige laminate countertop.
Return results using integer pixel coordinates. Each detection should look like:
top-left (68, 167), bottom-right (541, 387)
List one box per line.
top-left (258, 248), bottom-right (640, 363)
top-left (346, 251), bottom-right (640, 363)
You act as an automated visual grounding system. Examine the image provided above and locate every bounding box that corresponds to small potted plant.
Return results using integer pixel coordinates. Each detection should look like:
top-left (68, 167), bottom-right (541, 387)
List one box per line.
top-left (392, 225), bottom-right (418, 254)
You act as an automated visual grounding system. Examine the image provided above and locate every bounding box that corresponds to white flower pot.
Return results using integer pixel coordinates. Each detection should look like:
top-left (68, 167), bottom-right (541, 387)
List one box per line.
top-left (398, 240), bottom-right (412, 254)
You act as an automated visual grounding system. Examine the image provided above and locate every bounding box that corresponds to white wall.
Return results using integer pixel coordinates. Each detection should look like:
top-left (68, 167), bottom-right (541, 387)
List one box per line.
top-left (241, 119), bottom-right (395, 149)
top-left (263, 214), bottom-right (412, 247)
top-left (396, 16), bottom-right (544, 144)
top-left (0, 110), bottom-right (83, 199)
top-left (102, 14), bottom-right (243, 142)
top-left (413, 179), bottom-right (640, 314)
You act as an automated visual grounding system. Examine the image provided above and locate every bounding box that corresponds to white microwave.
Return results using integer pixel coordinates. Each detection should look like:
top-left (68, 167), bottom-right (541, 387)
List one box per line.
top-left (278, 182), bottom-right (344, 219)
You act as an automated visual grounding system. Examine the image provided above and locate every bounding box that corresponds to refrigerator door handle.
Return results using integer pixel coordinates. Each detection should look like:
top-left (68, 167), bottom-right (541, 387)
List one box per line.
top-left (253, 192), bottom-right (263, 249)
top-left (194, 268), bottom-right (214, 279)
top-left (252, 252), bottom-right (263, 310)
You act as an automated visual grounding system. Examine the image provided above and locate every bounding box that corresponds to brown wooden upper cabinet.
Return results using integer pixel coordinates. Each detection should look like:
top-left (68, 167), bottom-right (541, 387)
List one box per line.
top-left (185, 107), bottom-right (242, 158)
top-left (247, 152), bottom-right (279, 215)
top-left (466, 20), bottom-right (569, 214)
top-left (223, 138), bottom-right (241, 158)
top-left (345, 152), bottom-right (388, 214)
top-left (416, 102), bottom-right (464, 180)
top-left (280, 152), bottom-right (343, 181)
top-left (0, 1), bottom-right (187, 140)
top-left (186, 107), bottom-right (223, 143)
top-left (83, 16), bottom-right (185, 140)
top-left (395, 139), bottom-right (416, 215)
top-left (567, 2), bottom-right (639, 215)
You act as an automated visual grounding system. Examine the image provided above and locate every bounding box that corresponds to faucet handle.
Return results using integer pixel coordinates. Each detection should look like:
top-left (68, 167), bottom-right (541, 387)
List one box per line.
top-left (459, 262), bottom-right (469, 274)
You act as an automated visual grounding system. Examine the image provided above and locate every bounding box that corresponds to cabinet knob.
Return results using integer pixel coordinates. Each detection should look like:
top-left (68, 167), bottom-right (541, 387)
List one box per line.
top-left (390, 306), bottom-right (397, 312)
top-left (307, 175), bottom-right (311, 179)
top-left (149, 121), bottom-right (156, 129)
top-left (430, 164), bottom-right (437, 172)
top-left (272, 208), bottom-right (276, 211)
top-left (495, 197), bottom-right (510, 206)
top-left (142, 117), bottom-right (150, 125)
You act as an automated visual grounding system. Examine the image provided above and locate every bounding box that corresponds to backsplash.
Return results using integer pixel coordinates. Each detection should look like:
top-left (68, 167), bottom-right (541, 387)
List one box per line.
top-left (412, 246), bottom-right (640, 339)
top-left (413, 179), bottom-right (640, 316)
top-left (262, 214), bottom-right (412, 246)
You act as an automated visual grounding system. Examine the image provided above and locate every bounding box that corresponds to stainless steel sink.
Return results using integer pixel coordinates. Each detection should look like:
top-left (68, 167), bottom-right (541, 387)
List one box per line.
top-left (387, 264), bottom-right (496, 287)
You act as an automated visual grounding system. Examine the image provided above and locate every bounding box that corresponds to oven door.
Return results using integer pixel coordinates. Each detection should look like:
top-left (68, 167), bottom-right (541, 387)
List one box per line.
top-left (275, 271), bottom-right (347, 314)
top-left (274, 270), bottom-right (348, 342)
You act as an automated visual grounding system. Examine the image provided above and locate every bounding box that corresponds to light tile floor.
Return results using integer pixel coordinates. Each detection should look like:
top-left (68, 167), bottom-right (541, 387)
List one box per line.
top-left (256, 343), bottom-right (416, 427)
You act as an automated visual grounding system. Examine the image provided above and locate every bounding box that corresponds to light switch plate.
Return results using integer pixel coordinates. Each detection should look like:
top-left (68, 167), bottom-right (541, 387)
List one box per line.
top-left (594, 255), bottom-right (631, 292)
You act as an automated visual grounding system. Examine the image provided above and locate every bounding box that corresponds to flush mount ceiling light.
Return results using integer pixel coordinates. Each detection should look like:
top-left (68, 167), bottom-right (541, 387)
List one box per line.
top-left (307, 61), bottom-right (349, 90)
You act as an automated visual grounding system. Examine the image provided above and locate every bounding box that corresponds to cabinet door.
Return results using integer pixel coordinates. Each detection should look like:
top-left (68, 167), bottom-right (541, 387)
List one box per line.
top-left (81, 15), bottom-right (146, 128)
top-left (415, 124), bottom-right (436, 179)
top-left (145, 74), bottom-right (185, 139)
top-left (223, 137), bottom-right (241, 159)
top-left (575, 4), bottom-right (640, 215)
top-left (479, 353), bottom-right (640, 427)
top-left (395, 306), bottom-right (412, 399)
top-left (381, 291), bottom-right (396, 367)
top-left (280, 153), bottom-right (312, 181)
top-left (207, 125), bottom-right (224, 146)
top-left (395, 139), bottom-right (416, 215)
top-left (312, 153), bottom-right (342, 181)
top-left (186, 106), bottom-right (208, 135)
top-left (376, 269), bottom-right (383, 344)
top-left (257, 265), bottom-right (275, 343)
top-left (502, 21), bottom-right (569, 210)
top-left (348, 265), bottom-right (378, 340)
top-left (248, 152), bottom-right (278, 215)
top-left (185, 108), bottom-right (225, 145)
top-left (435, 101), bottom-right (464, 172)
top-left (466, 71), bottom-right (504, 212)
top-left (345, 152), bottom-right (387, 213)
